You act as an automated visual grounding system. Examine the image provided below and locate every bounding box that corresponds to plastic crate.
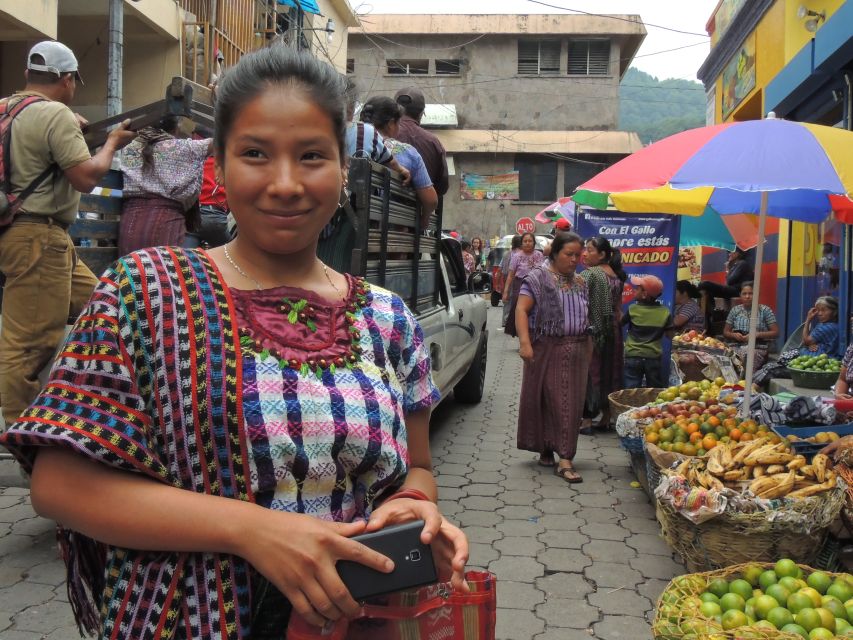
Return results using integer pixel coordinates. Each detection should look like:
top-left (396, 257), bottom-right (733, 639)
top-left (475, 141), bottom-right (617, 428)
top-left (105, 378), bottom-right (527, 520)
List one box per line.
top-left (771, 422), bottom-right (853, 460)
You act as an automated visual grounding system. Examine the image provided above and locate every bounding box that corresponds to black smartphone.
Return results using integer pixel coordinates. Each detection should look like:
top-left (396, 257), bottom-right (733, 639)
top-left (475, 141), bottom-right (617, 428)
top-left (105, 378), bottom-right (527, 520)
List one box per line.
top-left (337, 520), bottom-right (437, 601)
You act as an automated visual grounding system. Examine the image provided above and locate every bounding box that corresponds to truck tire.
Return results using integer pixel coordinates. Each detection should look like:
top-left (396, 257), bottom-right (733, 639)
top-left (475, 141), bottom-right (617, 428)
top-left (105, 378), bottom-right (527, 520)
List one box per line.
top-left (490, 290), bottom-right (501, 307)
top-left (454, 331), bottom-right (488, 404)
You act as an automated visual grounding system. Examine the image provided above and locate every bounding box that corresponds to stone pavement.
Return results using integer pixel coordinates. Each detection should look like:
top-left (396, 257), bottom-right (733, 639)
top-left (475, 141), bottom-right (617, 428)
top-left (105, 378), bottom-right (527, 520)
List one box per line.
top-left (0, 306), bottom-right (686, 638)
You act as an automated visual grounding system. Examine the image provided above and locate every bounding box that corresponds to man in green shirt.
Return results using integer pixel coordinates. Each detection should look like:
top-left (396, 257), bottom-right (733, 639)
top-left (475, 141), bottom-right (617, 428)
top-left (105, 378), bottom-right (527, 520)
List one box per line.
top-left (0, 41), bottom-right (136, 426)
top-left (622, 274), bottom-right (673, 388)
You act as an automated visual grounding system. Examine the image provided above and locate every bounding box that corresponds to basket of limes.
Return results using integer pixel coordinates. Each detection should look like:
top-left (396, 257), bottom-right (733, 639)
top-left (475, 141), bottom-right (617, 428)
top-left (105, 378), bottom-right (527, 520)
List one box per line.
top-left (786, 354), bottom-right (841, 390)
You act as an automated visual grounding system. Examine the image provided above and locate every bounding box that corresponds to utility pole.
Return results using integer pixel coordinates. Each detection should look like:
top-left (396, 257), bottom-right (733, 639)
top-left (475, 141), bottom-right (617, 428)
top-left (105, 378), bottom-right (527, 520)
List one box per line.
top-left (106, 0), bottom-right (124, 117)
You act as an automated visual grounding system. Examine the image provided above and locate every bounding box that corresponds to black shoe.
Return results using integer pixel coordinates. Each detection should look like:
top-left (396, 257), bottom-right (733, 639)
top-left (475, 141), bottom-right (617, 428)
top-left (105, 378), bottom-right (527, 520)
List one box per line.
top-left (579, 427), bottom-right (594, 436)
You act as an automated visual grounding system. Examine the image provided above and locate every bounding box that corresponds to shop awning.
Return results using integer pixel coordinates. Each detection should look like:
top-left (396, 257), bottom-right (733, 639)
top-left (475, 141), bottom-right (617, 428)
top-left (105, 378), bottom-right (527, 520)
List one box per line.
top-left (277, 0), bottom-right (322, 15)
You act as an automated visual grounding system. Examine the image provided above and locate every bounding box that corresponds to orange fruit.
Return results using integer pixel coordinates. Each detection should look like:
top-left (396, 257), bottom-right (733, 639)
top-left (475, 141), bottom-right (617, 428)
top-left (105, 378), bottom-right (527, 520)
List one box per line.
top-left (708, 416), bottom-right (721, 427)
top-left (745, 423), bottom-right (758, 434)
top-left (646, 432), bottom-right (659, 444)
top-left (740, 433), bottom-right (754, 441)
top-left (690, 432), bottom-right (704, 444)
top-left (729, 428), bottom-right (743, 442)
top-left (686, 422), bottom-right (700, 434)
top-left (702, 435), bottom-right (718, 450)
top-left (683, 444), bottom-right (698, 456)
top-left (723, 418), bottom-right (737, 429)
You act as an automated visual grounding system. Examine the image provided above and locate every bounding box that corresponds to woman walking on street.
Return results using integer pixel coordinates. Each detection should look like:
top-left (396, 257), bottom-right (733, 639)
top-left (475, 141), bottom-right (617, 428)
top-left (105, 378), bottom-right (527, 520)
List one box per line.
top-left (503, 231), bottom-right (545, 336)
top-left (515, 232), bottom-right (592, 483)
top-left (500, 234), bottom-right (523, 327)
top-left (0, 47), bottom-right (468, 640)
top-left (579, 236), bottom-right (626, 433)
top-left (470, 237), bottom-right (486, 271)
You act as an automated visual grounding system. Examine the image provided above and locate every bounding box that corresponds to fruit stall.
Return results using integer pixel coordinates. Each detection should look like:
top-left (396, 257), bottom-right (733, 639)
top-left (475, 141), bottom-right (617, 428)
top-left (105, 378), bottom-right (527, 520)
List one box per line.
top-left (672, 331), bottom-right (742, 384)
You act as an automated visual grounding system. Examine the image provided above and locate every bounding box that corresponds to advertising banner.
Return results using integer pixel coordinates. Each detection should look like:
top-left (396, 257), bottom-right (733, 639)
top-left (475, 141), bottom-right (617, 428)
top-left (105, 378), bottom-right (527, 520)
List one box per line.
top-left (460, 172), bottom-right (520, 200)
top-left (577, 211), bottom-right (682, 380)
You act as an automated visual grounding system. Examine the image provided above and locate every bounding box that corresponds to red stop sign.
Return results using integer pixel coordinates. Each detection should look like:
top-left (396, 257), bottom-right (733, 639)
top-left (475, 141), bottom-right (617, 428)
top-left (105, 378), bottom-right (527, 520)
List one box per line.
top-left (515, 217), bottom-right (535, 234)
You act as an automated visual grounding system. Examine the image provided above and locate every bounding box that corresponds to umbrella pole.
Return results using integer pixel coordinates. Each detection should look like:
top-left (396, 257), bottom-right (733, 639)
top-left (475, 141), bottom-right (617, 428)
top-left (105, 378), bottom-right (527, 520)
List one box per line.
top-left (741, 191), bottom-right (769, 419)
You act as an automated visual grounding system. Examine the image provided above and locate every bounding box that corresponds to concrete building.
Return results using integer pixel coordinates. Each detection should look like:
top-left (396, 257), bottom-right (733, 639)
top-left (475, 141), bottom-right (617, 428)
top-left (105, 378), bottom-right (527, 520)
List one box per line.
top-left (348, 13), bottom-right (645, 240)
top-left (1, 0), bottom-right (357, 120)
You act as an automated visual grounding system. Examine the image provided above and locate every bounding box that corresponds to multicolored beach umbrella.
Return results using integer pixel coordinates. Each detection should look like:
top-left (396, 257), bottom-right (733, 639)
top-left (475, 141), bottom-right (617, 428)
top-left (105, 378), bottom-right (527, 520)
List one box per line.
top-left (571, 115), bottom-right (853, 415)
top-left (573, 116), bottom-right (853, 223)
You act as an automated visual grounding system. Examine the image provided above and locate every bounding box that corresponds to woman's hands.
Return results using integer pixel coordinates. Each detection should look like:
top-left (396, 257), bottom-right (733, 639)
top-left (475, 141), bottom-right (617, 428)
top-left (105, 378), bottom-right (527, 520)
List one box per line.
top-left (518, 342), bottom-right (534, 363)
top-left (239, 512), bottom-right (394, 628)
top-left (366, 498), bottom-right (469, 593)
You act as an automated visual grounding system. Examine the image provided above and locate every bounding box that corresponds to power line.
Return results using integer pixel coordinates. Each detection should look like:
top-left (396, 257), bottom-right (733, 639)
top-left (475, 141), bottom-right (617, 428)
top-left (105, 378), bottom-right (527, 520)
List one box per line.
top-left (524, 0), bottom-right (710, 37)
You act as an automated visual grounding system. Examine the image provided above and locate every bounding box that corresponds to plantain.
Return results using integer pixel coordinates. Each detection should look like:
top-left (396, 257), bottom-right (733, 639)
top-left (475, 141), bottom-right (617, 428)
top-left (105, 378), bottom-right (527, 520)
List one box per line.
top-left (812, 454), bottom-right (828, 483)
top-left (757, 471), bottom-right (796, 499)
top-left (719, 445), bottom-right (734, 470)
top-left (744, 443), bottom-right (778, 466)
top-left (753, 451), bottom-right (795, 466)
top-left (707, 455), bottom-right (725, 476)
top-left (800, 465), bottom-right (816, 479)
top-left (724, 469), bottom-right (748, 482)
top-left (675, 458), bottom-right (691, 477)
top-left (753, 466), bottom-right (766, 478)
top-left (787, 456), bottom-right (807, 471)
top-left (766, 464), bottom-right (786, 475)
top-left (787, 477), bottom-right (836, 499)
top-left (749, 475), bottom-right (777, 496)
top-left (733, 439), bottom-right (766, 464)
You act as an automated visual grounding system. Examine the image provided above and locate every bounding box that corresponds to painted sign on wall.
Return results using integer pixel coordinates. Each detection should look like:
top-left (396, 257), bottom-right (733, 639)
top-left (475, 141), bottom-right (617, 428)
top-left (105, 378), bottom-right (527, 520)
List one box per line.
top-left (460, 172), bottom-right (520, 200)
top-left (722, 33), bottom-right (757, 118)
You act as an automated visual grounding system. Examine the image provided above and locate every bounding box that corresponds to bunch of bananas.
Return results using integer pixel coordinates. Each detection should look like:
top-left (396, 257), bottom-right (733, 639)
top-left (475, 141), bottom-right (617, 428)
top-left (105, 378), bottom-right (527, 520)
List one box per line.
top-left (668, 437), bottom-right (838, 500)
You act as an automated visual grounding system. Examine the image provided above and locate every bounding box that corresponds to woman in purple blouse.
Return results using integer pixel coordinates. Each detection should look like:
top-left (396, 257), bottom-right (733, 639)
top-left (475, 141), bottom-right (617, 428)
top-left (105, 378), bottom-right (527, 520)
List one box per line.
top-left (515, 232), bottom-right (592, 483)
top-left (502, 232), bottom-right (545, 336)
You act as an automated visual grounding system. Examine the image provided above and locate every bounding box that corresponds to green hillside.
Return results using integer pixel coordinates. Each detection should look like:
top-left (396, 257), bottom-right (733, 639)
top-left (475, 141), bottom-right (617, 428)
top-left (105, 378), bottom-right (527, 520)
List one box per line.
top-left (619, 67), bottom-right (706, 145)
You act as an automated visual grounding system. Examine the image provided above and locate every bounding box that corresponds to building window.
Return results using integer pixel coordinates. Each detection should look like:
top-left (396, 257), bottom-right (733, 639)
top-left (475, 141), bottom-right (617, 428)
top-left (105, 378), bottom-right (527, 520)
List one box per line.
top-left (517, 40), bottom-right (561, 75)
top-left (567, 39), bottom-right (610, 75)
top-left (435, 59), bottom-right (461, 75)
top-left (346, 58), bottom-right (354, 74)
top-left (387, 59), bottom-right (429, 75)
top-left (564, 159), bottom-right (606, 195)
top-left (515, 156), bottom-right (557, 201)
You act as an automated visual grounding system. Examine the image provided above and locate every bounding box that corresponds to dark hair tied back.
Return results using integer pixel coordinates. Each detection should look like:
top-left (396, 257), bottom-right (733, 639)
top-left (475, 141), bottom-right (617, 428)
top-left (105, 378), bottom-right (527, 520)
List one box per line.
top-left (360, 96), bottom-right (402, 130)
top-left (214, 46), bottom-right (347, 160)
top-left (548, 231), bottom-right (582, 261)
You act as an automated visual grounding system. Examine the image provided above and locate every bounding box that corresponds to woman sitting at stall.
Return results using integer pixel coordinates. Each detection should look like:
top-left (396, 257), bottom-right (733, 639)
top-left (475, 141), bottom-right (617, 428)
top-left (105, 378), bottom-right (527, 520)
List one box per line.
top-left (754, 296), bottom-right (840, 386)
top-left (673, 280), bottom-right (705, 333)
top-left (723, 281), bottom-right (779, 371)
top-left (835, 343), bottom-right (853, 400)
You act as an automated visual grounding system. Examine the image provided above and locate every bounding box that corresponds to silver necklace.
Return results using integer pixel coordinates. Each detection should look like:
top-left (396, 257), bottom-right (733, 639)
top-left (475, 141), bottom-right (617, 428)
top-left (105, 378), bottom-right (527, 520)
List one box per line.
top-left (223, 243), bottom-right (345, 299)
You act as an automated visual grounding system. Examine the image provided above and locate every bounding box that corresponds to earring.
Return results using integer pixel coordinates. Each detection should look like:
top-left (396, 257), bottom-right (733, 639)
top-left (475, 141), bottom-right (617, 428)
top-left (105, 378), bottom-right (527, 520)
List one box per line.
top-left (338, 187), bottom-right (350, 209)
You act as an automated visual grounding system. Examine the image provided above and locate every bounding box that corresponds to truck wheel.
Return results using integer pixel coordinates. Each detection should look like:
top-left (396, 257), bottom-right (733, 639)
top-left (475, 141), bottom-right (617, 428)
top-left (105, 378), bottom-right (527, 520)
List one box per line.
top-left (490, 290), bottom-right (501, 307)
top-left (454, 331), bottom-right (488, 403)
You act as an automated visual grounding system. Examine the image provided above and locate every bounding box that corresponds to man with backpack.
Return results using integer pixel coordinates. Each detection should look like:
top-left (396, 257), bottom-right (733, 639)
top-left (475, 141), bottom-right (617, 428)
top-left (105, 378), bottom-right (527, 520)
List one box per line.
top-left (0, 41), bottom-right (136, 426)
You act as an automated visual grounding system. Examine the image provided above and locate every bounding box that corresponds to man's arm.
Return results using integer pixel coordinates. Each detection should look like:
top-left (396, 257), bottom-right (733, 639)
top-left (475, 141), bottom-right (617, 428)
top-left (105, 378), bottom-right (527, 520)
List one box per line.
top-left (64, 120), bottom-right (137, 193)
top-left (434, 144), bottom-right (449, 196)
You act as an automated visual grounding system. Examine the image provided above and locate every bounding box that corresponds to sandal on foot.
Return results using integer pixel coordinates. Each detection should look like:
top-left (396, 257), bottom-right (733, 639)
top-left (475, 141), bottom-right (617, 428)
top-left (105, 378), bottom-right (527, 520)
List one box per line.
top-left (537, 453), bottom-right (556, 467)
top-left (555, 464), bottom-right (583, 483)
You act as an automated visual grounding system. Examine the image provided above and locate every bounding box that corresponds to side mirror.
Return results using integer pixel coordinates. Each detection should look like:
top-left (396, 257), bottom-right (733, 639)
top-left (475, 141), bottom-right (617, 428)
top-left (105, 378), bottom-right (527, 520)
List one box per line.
top-left (469, 271), bottom-right (491, 293)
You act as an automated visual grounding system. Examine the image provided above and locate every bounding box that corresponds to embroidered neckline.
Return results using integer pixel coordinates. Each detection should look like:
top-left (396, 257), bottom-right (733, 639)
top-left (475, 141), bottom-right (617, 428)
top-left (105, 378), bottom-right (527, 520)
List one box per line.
top-left (236, 277), bottom-right (371, 377)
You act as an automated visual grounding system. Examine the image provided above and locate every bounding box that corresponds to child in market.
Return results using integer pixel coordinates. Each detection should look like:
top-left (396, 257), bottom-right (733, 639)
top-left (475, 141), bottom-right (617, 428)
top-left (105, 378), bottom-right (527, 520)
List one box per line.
top-left (622, 274), bottom-right (673, 389)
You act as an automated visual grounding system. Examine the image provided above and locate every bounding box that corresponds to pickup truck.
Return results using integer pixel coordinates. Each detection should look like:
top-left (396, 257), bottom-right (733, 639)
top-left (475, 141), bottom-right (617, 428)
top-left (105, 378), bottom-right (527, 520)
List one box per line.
top-left (317, 158), bottom-right (490, 403)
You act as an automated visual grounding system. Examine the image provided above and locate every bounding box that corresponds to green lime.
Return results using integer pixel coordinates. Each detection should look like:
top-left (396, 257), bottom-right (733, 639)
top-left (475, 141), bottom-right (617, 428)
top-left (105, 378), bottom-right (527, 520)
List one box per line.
top-left (699, 592), bottom-right (720, 604)
top-left (766, 584), bottom-right (792, 607)
top-left (823, 598), bottom-right (847, 621)
top-left (754, 594), bottom-right (781, 619)
top-left (789, 591), bottom-right (815, 613)
top-left (838, 619), bottom-right (852, 634)
top-left (720, 592), bottom-right (746, 612)
top-left (815, 607), bottom-right (836, 632)
top-left (730, 579), bottom-right (754, 602)
top-left (759, 570), bottom-right (779, 591)
top-left (781, 623), bottom-right (809, 639)
top-left (708, 578), bottom-right (730, 599)
top-left (801, 587), bottom-right (824, 608)
top-left (700, 601), bottom-right (722, 618)
top-left (743, 564), bottom-right (764, 587)
top-left (829, 581), bottom-right (853, 603)
top-left (766, 606), bottom-right (795, 629)
top-left (721, 609), bottom-right (748, 630)
top-left (809, 628), bottom-right (834, 640)
top-left (795, 608), bottom-right (822, 632)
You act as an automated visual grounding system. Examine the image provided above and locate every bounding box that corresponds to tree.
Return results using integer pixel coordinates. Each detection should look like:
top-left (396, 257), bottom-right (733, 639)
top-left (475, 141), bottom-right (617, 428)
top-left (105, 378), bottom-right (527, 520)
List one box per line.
top-left (620, 68), bottom-right (706, 145)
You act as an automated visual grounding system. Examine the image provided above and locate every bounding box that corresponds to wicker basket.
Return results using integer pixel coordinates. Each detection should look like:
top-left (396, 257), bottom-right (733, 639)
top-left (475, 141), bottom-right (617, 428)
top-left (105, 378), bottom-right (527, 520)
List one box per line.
top-left (608, 388), bottom-right (665, 423)
top-left (655, 488), bottom-right (845, 573)
top-left (618, 435), bottom-right (645, 454)
top-left (653, 562), bottom-right (835, 640)
top-left (786, 366), bottom-right (838, 389)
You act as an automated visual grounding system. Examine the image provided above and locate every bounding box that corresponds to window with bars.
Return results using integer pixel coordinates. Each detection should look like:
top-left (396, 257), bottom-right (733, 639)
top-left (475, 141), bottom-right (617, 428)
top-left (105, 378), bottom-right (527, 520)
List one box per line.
top-left (346, 58), bottom-right (354, 74)
top-left (567, 39), bottom-right (611, 75)
top-left (515, 156), bottom-right (557, 201)
top-left (387, 59), bottom-right (429, 75)
top-left (435, 59), bottom-right (461, 75)
top-left (517, 40), bottom-right (561, 75)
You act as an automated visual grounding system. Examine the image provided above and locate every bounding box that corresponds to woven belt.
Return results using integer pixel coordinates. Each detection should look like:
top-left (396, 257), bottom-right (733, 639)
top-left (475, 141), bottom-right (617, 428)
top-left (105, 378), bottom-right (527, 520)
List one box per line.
top-left (14, 214), bottom-right (70, 230)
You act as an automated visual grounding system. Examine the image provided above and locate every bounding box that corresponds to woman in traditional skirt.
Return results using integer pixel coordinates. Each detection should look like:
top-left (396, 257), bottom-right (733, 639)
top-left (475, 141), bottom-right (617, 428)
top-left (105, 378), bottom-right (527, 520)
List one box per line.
top-left (516, 231), bottom-right (592, 483)
top-left (579, 235), bottom-right (627, 433)
top-left (503, 231), bottom-right (545, 337)
top-left (118, 114), bottom-right (212, 255)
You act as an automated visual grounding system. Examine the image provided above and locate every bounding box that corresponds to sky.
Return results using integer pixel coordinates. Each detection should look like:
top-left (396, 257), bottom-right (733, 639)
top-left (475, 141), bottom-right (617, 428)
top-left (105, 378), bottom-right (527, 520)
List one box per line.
top-left (352, 0), bottom-right (720, 82)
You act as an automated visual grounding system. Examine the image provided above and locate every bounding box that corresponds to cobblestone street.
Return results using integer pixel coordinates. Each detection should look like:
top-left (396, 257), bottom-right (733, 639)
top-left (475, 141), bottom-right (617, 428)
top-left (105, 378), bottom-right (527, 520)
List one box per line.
top-left (0, 306), bottom-right (686, 639)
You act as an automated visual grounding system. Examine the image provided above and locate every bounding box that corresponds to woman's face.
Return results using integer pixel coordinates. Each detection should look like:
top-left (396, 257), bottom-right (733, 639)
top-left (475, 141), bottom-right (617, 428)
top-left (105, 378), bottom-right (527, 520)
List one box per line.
top-left (521, 234), bottom-right (535, 252)
top-left (216, 86), bottom-right (345, 256)
top-left (552, 241), bottom-right (583, 276)
top-left (472, 238), bottom-right (481, 250)
top-left (740, 286), bottom-right (753, 305)
top-left (583, 242), bottom-right (605, 267)
top-left (675, 289), bottom-right (688, 304)
top-left (815, 302), bottom-right (836, 323)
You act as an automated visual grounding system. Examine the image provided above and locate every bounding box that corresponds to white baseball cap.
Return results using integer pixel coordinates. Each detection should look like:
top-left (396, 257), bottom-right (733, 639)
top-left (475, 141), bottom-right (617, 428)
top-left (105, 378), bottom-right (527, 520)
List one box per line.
top-left (27, 41), bottom-right (84, 84)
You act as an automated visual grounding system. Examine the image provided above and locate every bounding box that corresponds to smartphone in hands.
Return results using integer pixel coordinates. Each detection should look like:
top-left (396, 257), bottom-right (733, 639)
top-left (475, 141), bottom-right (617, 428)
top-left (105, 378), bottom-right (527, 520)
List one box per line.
top-left (337, 520), bottom-right (437, 601)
